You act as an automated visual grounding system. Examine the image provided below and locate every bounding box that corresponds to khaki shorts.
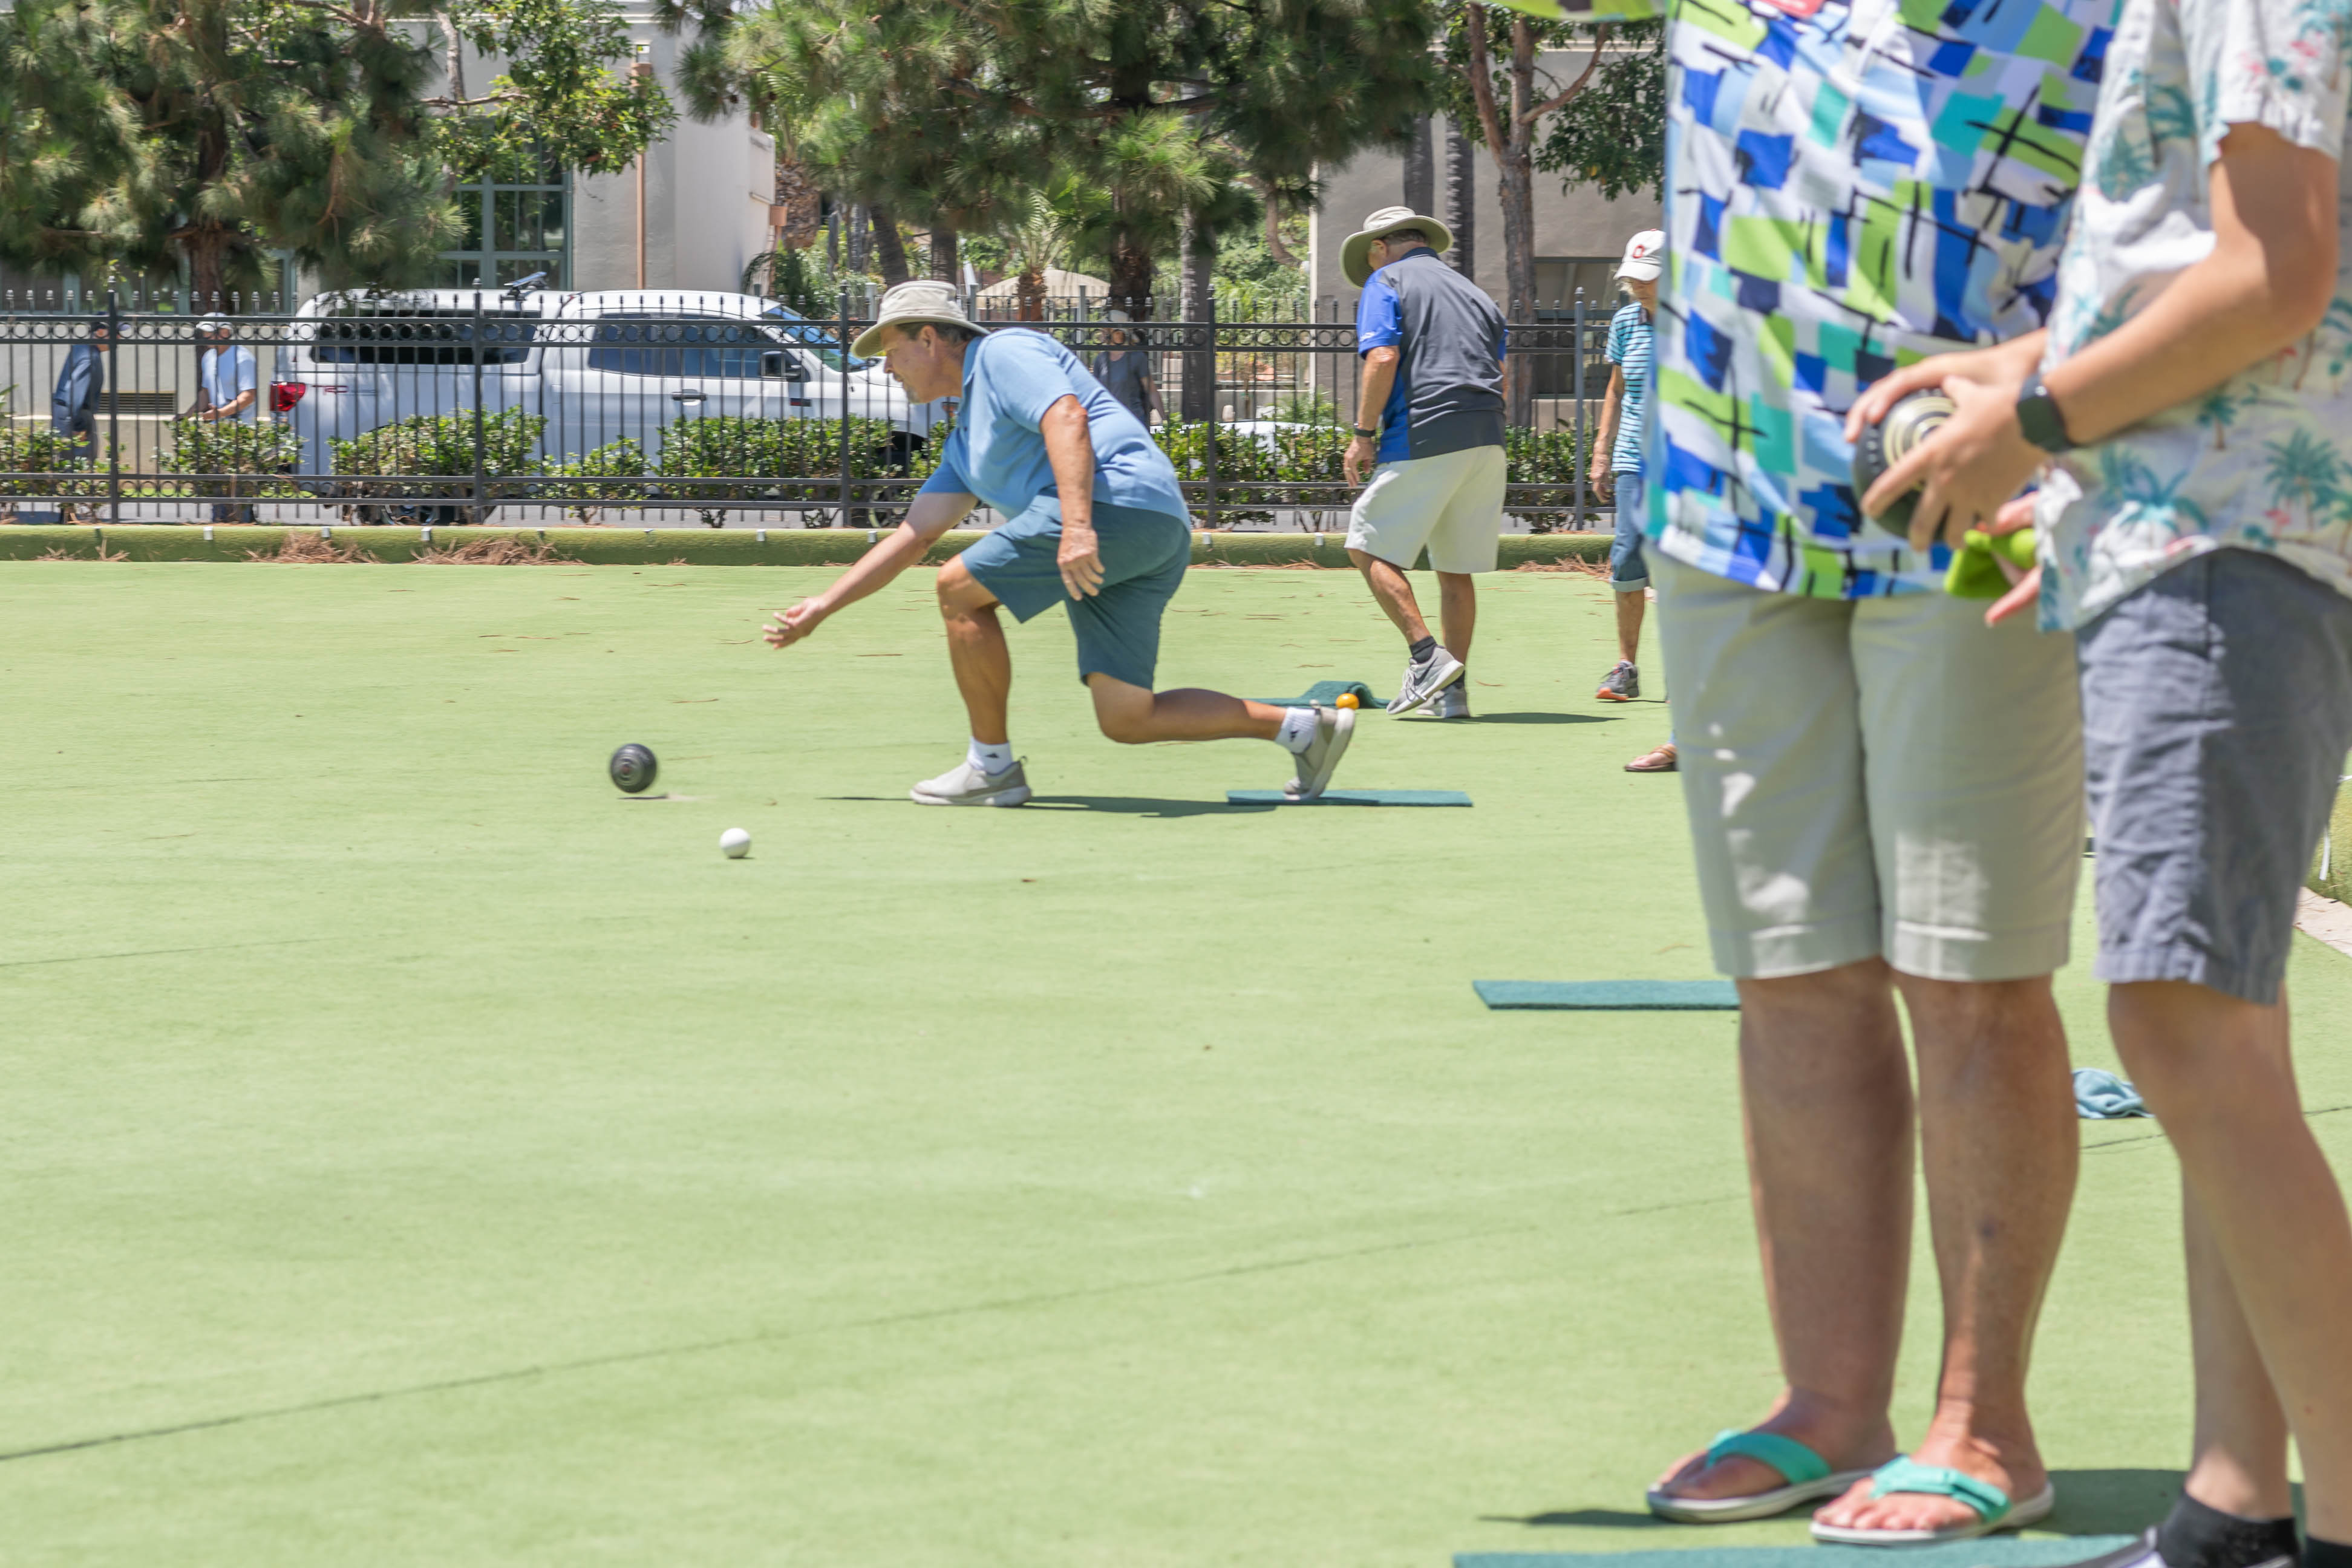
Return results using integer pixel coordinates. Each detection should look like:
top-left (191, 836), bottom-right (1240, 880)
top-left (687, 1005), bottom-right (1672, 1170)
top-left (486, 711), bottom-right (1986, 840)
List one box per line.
top-left (1652, 554), bottom-right (2085, 982)
top-left (1345, 445), bottom-right (1507, 573)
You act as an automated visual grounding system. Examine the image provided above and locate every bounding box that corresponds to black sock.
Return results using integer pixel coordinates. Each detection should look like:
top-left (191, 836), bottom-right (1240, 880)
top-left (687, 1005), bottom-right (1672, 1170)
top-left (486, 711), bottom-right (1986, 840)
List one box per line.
top-left (1408, 635), bottom-right (1437, 663)
top-left (2157, 1494), bottom-right (2301, 1568)
top-left (2303, 1540), bottom-right (2351, 1568)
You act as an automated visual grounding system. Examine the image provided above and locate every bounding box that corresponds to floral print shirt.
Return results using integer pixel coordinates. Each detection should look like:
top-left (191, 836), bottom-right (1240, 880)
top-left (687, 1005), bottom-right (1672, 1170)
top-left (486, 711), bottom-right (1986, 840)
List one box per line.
top-left (2035, 0), bottom-right (2352, 628)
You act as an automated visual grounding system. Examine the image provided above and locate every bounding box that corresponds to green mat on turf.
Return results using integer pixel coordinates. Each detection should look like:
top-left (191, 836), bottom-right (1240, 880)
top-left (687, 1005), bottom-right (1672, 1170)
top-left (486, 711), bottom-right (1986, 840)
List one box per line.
top-left (1458, 1540), bottom-right (2135, 1568)
top-left (1253, 679), bottom-right (1382, 707)
top-left (1229, 788), bottom-right (1472, 806)
top-left (1475, 980), bottom-right (1741, 1009)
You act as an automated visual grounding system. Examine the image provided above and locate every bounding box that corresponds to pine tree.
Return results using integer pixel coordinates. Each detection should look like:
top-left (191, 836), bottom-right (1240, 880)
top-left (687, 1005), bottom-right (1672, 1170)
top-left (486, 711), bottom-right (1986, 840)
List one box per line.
top-left (674, 0), bottom-right (1438, 313)
top-left (0, 0), bottom-right (671, 305)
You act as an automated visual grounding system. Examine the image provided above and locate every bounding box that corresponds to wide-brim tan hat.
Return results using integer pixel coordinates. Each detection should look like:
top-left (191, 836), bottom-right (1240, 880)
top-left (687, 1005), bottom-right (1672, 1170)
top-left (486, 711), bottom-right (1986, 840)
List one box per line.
top-left (1341, 206), bottom-right (1454, 287)
top-left (851, 280), bottom-right (982, 360)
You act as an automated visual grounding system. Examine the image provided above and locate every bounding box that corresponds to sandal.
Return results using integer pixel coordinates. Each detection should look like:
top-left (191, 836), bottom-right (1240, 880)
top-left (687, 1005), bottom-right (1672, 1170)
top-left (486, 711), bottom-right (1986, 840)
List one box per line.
top-left (1647, 1429), bottom-right (1877, 1524)
top-left (1808, 1455), bottom-right (2057, 1546)
top-left (1625, 742), bottom-right (1678, 773)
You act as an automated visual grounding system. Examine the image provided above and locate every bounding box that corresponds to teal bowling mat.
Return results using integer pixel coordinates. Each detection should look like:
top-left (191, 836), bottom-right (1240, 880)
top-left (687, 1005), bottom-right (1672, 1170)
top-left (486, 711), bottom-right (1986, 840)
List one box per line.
top-left (1253, 679), bottom-right (1383, 707)
top-left (1229, 789), bottom-right (1472, 806)
top-left (1474, 980), bottom-right (1740, 1010)
top-left (1459, 1539), bottom-right (2132, 1568)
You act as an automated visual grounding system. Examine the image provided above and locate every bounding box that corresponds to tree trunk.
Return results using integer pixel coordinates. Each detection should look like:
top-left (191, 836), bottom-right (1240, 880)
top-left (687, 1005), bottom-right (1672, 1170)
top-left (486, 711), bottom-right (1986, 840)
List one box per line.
top-left (773, 154), bottom-right (822, 251)
top-left (848, 204), bottom-right (871, 273)
top-left (1259, 180), bottom-right (1296, 268)
top-left (1445, 120), bottom-right (1477, 279)
top-left (1107, 238), bottom-right (1154, 319)
top-left (871, 209), bottom-right (911, 288)
top-left (186, 227), bottom-right (231, 313)
top-left (930, 226), bottom-right (959, 286)
top-left (1179, 220), bottom-right (1215, 422)
top-left (1017, 266), bottom-right (1046, 321)
top-left (1402, 117), bottom-right (1436, 217)
top-left (1466, 7), bottom-right (1544, 425)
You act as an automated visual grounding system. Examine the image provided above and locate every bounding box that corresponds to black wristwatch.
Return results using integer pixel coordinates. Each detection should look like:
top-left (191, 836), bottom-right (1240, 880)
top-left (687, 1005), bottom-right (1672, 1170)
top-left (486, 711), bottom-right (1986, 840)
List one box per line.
top-left (2014, 379), bottom-right (2076, 453)
top-left (1352, 425), bottom-right (1379, 439)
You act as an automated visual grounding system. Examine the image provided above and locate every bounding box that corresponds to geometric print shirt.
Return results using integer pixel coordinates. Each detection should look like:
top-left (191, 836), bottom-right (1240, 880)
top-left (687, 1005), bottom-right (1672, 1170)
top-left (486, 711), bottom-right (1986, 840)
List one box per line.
top-left (2033, 0), bottom-right (2352, 629)
top-left (1543, 0), bottom-right (2118, 597)
top-left (1606, 301), bottom-right (1655, 474)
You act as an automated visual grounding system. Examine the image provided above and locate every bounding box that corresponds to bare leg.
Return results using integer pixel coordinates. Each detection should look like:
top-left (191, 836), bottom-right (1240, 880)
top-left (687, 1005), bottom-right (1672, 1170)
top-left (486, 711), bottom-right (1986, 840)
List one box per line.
top-left (1616, 587), bottom-right (1647, 666)
top-left (1815, 975), bottom-right (2074, 1533)
top-left (938, 559), bottom-right (1012, 745)
top-left (1654, 960), bottom-right (1908, 1503)
top-left (2112, 979), bottom-right (2352, 1543)
top-left (1437, 572), bottom-right (1477, 664)
top-left (1348, 547), bottom-right (1431, 647)
top-left (1088, 675), bottom-right (1284, 743)
top-left (2183, 1180), bottom-right (2295, 1520)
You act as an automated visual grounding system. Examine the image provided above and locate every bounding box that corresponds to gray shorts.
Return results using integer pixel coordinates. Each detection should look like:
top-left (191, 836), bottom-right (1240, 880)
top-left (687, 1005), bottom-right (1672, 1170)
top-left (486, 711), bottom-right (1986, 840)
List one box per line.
top-left (2079, 547), bottom-right (2352, 1004)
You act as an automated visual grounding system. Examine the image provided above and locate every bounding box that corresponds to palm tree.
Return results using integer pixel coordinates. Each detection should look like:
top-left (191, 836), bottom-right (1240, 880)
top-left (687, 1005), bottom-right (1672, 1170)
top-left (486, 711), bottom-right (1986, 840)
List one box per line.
top-left (2263, 428), bottom-right (2341, 531)
top-left (2195, 383), bottom-right (2252, 449)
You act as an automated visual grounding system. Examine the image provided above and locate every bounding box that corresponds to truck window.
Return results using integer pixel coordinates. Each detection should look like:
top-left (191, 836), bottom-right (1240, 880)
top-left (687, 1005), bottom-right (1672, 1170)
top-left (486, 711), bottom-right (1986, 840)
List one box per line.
top-left (309, 312), bottom-right (538, 365)
top-left (587, 315), bottom-right (797, 379)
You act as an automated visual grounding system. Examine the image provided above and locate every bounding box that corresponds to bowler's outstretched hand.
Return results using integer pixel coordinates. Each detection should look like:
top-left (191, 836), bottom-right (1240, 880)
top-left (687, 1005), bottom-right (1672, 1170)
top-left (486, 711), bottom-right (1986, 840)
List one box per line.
top-left (765, 599), bottom-right (828, 648)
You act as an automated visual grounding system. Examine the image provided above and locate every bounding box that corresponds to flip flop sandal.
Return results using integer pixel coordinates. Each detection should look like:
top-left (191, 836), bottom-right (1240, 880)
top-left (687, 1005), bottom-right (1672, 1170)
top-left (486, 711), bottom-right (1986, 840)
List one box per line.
top-left (1647, 1429), bottom-right (1878, 1524)
top-left (1808, 1455), bottom-right (2057, 1546)
top-left (1625, 743), bottom-right (1677, 774)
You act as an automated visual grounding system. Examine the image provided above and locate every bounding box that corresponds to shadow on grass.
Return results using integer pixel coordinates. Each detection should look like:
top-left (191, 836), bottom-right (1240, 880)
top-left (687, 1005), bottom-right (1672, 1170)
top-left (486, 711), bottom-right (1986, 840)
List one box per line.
top-left (1028, 795), bottom-right (1273, 817)
top-left (1468, 711), bottom-right (1620, 725)
top-left (1487, 1470), bottom-right (2190, 1538)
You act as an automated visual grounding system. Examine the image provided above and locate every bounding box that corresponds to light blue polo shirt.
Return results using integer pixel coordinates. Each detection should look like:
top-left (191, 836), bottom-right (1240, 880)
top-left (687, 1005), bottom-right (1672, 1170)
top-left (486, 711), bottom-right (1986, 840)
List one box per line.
top-left (918, 330), bottom-right (1189, 523)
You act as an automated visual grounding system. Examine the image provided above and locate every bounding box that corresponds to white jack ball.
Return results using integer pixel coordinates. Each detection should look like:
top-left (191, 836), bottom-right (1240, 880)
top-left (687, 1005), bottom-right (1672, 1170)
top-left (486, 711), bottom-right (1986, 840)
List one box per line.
top-left (719, 828), bottom-right (751, 859)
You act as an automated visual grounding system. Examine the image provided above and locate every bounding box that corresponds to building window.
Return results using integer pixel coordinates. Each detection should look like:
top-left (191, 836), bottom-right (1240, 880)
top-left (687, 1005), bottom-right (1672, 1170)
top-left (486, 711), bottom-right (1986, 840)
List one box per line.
top-left (440, 156), bottom-right (570, 289)
top-left (1532, 256), bottom-right (1621, 310)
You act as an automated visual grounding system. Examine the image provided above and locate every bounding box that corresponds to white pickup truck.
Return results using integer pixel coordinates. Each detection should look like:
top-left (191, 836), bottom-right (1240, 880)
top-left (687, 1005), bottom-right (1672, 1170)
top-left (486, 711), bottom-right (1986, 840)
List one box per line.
top-left (272, 287), bottom-right (937, 486)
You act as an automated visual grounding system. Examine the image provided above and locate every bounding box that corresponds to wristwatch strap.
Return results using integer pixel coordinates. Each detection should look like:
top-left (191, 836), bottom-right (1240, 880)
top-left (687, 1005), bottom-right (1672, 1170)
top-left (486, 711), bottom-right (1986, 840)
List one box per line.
top-left (1352, 425), bottom-right (1379, 439)
top-left (2014, 379), bottom-right (2076, 453)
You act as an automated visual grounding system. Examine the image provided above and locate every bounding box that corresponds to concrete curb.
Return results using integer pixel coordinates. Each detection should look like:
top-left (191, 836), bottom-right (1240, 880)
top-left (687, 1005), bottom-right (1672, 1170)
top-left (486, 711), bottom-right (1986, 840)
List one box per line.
top-left (0, 523), bottom-right (1615, 569)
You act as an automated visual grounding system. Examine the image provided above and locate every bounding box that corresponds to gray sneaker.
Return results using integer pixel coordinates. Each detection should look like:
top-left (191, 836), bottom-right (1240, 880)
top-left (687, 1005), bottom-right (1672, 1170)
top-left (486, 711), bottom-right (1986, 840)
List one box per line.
top-left (1422, 682), bottom-right (1471, 720)
top-left (1597, 661), bottom-right (1639, 702)
top-left (1387, 648), bottom-right (1466, 714)
top-left (1284, 705), bottom-right (1356, 800)
top-left (910, 757), bottom-right (1032, 806)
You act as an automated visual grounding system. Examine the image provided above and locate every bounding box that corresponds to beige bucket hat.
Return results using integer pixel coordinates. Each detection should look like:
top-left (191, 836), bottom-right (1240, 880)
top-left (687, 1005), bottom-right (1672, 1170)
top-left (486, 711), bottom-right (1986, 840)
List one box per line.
top-left (851, 280), bottom-right (982, 360)
top-left (1341, 205), bottom-right (1454, 287)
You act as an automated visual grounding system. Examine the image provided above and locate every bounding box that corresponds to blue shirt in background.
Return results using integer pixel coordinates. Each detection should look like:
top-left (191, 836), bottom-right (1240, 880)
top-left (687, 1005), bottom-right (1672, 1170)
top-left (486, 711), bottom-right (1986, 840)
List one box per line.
top-left (918, 330), bottom-right (1189, 523)
top-left (1604, 302), bottom-right (1653, 476)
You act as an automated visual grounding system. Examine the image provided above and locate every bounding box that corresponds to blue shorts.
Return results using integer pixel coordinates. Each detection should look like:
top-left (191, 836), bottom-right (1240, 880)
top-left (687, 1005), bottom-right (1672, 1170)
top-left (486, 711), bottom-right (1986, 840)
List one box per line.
top-left (959, 497), bottom-right (1191, 688)
top-left (1610, 471), bottom-right (1647, 592)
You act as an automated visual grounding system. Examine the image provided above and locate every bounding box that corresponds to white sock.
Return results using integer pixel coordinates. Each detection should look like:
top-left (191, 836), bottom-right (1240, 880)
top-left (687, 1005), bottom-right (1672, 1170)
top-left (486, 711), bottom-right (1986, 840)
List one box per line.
top-left (968, 738), bottom-right (1014, 775)
top-left (1275, 707), bottom-right (1319, 754)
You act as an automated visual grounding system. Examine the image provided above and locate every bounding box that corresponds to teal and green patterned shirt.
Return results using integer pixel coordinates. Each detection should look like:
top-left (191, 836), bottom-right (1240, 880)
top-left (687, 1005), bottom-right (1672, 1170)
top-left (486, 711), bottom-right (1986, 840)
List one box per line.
top-left (1514, 0), bottom-right (2115, 597)
top-left (2034, 0), bottom-right (2352, 629)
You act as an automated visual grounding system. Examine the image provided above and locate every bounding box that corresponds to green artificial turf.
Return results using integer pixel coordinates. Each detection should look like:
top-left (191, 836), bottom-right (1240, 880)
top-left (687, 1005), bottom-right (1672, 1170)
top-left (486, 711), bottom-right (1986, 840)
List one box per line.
top-left (3, 558), bottom-right (2348, 1567)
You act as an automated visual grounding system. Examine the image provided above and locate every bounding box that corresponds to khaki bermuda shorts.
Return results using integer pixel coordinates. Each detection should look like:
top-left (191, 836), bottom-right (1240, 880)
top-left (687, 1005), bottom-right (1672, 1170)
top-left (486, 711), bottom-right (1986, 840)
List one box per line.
top-left (1345, 445), bottom-right (1507, 573)
top-left (1652, 553), bottom-right (2084, 982)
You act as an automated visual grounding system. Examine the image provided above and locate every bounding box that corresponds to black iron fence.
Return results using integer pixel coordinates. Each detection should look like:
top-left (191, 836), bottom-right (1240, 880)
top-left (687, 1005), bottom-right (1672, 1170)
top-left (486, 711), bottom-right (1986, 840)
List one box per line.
top-left (2, 289), bottom-right (1622, 532)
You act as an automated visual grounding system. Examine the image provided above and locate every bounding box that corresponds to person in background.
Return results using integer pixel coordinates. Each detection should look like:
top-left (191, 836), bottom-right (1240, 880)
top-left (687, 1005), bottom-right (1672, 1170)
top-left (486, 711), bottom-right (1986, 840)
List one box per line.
top-left (50, 316), bottom-right (108, 465)
top-left (1592, 230), bottom-right (1676, 772)
top-left (189, 316), bottom-right (257, 523)
top-left (1339, 204), bottom-right (1509, 721)
top-left (1089, 310), bottom-right (1163, 428)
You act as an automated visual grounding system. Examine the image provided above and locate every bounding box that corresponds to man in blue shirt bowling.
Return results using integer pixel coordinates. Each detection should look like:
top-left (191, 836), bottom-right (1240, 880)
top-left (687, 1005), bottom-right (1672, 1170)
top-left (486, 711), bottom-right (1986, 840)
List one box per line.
top-left (764, 281), bottom-right (1355, 805)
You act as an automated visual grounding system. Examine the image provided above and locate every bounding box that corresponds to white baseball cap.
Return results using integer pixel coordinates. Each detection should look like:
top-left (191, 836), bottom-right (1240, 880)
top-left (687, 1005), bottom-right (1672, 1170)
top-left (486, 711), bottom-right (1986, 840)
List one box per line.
top-left (1615, 230), bottom-right (1665, 281)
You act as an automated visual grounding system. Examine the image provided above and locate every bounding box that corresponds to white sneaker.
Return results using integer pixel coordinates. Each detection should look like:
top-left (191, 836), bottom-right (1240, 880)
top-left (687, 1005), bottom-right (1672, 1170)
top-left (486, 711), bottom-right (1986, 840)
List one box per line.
top-left (1284, 706), bottom-right (1356, 800)
top-left (910, 757), bottom-right (1032, 806)
top-left (1421, 682), bottom-right (1471, 720)
top-left (1387, 648), bottom-right (1466, 714)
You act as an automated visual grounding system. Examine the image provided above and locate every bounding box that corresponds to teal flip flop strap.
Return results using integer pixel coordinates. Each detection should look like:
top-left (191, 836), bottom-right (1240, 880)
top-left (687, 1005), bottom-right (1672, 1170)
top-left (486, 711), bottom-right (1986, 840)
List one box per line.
top-left (1700, 1428), bottom-right (1834, 1487)
top-left (1865, 1456), bottom-right (2013, 1521)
